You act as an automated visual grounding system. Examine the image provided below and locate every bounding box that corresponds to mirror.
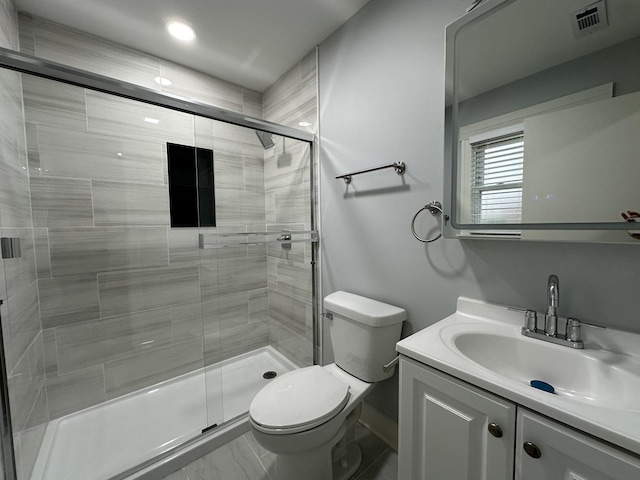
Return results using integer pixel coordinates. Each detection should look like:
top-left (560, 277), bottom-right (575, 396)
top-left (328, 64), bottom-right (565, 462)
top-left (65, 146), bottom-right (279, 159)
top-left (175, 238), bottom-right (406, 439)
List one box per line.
top-left (445, 0), bottom-right (640, 242)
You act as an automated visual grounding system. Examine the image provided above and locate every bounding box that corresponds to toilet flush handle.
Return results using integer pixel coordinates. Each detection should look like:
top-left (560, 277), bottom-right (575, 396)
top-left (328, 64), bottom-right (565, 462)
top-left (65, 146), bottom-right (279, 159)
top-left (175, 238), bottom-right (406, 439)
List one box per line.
top-left (383, 356), bottom-right (400, 373)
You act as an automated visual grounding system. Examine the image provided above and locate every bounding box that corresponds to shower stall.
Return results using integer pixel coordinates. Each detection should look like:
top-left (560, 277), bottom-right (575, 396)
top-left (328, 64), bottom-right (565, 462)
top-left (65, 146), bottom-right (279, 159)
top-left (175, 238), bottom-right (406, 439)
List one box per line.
top-left (0, 47), bottom-right (319, 480)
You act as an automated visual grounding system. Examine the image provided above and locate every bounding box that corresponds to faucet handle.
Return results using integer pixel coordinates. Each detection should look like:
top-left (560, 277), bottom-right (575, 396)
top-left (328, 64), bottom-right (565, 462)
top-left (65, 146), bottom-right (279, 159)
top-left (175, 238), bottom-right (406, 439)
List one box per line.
top-left (566, 318), bottom-right (581, 342)
top-left (508, 307), bottom-right (538, 331)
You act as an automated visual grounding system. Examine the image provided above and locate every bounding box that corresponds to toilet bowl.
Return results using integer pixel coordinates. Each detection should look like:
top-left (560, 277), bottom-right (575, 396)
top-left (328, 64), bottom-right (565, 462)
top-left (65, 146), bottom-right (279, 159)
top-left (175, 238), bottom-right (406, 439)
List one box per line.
top-left (249, 292), bottom-right (406, 480)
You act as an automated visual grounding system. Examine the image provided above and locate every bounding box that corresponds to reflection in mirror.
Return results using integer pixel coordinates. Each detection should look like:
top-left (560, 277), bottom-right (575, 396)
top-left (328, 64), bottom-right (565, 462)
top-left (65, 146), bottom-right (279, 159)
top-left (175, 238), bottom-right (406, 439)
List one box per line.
top-left (445, 0), bottom-right (640, 241)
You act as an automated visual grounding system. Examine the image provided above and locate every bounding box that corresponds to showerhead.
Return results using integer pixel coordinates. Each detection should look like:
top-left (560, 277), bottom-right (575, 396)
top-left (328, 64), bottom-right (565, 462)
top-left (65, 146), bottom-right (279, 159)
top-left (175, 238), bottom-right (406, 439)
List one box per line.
top-left (255, 130), bottom-right (275, 149)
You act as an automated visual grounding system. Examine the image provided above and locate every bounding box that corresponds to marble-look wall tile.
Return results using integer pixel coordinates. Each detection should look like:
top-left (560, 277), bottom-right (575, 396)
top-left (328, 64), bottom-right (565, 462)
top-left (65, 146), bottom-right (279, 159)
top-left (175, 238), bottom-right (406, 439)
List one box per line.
top-left (25, 122), bottom-right (40, 170)
top-left (8, 333), bottom-right (45, 434)
top-left (33, 228), bottom-right (51, 278)
top-left (2, 228), bottom-right (36, 298)
top-left (42, 328), bottom-right (58, 378)
top-left (168, 228), bottom-right (202, 266)
top-left (218, 292), bottom-right (249, 331)
top-left (46, 365), bottom-right (106, 419)
top-left (0, 0), bottom-right (16, 49)
top-left (212, 121), bottom-right (264, 158)
top-left (194, 116), bottom-right (214, 150)
top-left (30, 177), bottom-right (93, 227)
top-left (48, 226), bottom-right (168, 276)
top-left (19, 387), bottom-right (49, 480)
top-left (104, 338), bottom-right (203, 399)
top-left (244, 155), bottom-right (265, 194)
top-left (56, 307), bottom-right (174, 374)
top-left (19, 422), bottom-right (46, 480)
top-left (97, 265), bottom-right (200, 318)
top-left (274, 183), bottom-right (311, 225)
top-left (272, 322), bottom-right (313, 368)
top-left (215, 189), bottom-right (266, 227)
top-left (5, 283), bottom-right (40, 374)
top-left (92, 180), bottom-right (170, 226)
top-left (204, 322), bottom-right (269, 366)
top-left (159, 61), bottom-right (244, 113)
top-left (263, 49), bottom-right (317, 130)
top-left (273, 260), bottom-right (312, 304)
top-left (0, 69), bottom-right (31, 229)
top-left (217, 255), bottom-right (267, 296)
top-left (31, 17), bottom-right (160, 90)
top-left (268, 290), bottom-right (307, 337)
top-left (35, 125), bottom-right (165, 185)
top-left (264, 140), bottom-right (310, 192)
top-left (39, 273), bottom-right (100, 328)
top-left (248, 288), bottom-right (269, 324)
top-left (17, 12), bottom-right (35, 55)
top-left (22, 74), bottom-right (87, 130)
top-left (242, 88), bottom-right (263, 118)
top-left (86, 91), bottom-right (194, 145)
top-left (214, 151), bottom-right (244, 190)
top-left (171, 301), bottom-right (204, 343)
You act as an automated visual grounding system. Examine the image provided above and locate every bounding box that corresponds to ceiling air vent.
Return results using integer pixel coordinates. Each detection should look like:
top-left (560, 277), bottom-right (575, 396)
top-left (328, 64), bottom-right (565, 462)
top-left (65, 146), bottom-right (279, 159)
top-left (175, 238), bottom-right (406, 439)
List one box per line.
top-left (572, 0), bottom-right (609, 37)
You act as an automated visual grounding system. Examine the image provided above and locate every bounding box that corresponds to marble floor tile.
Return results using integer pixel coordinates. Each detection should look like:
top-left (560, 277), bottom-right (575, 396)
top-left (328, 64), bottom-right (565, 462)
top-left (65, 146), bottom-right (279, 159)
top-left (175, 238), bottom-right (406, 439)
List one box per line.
top-left (161, 425), bottom-right (397, 480)
top-left (183, 434), bottom-right (269, 480)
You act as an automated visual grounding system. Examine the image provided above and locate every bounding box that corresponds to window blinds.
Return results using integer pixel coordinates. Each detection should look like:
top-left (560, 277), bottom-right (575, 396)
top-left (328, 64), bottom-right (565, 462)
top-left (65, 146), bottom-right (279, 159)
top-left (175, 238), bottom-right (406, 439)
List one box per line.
top-left (470, 132), bottom-right (524, 224)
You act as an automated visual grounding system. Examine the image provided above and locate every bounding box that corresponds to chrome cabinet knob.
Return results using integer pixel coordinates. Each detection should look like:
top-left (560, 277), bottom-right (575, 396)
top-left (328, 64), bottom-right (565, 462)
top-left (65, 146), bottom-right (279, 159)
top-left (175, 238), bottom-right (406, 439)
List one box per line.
top-left (488, 423), bottom-right (503, 438)
top-left (523, 441), bottom-right (542, 459)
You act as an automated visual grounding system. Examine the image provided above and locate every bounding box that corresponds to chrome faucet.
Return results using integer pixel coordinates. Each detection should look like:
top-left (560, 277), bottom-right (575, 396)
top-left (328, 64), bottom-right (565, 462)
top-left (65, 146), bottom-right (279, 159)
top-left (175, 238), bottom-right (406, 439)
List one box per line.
top-left (515, 274), bottom-right (584, 349)
top-left (545, 274), bottom-right (559, 337)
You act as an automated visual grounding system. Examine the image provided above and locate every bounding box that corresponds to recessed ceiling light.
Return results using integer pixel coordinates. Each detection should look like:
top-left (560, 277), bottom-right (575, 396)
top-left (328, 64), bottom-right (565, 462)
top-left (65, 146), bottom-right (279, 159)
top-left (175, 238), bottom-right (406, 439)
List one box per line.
top-left (298, 121), bottom-right (312, 127)
top-left (167, 20), bottom-right (196, 41)
top-left (144, 117), bottom-right (160, 124)
top-left (154, 76), bottom-right (172, 86)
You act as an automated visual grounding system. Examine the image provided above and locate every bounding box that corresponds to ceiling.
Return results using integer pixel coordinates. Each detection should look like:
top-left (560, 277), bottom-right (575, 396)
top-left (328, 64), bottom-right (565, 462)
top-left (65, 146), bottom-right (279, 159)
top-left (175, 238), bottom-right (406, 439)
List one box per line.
top-left (13, 0), bottom-right (370, 92)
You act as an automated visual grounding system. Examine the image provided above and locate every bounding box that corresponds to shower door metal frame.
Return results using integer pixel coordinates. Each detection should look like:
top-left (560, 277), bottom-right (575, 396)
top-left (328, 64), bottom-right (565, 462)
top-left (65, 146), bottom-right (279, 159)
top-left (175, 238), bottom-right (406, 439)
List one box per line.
top-left (0, 300), bottom-right (17, 480)
top-left (0, 45), bottom-right (322, 478)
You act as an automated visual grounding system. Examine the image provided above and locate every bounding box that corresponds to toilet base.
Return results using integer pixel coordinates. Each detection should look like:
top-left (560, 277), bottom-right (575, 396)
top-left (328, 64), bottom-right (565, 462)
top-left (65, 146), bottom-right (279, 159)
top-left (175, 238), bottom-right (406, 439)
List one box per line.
top-left (332, 441), bottom-right (362, 480)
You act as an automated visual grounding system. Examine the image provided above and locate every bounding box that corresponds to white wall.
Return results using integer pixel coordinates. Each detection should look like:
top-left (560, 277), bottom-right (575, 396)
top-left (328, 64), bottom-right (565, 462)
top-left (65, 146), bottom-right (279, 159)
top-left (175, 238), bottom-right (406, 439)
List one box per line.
top-left (318, 0), bottom-right (640, 420)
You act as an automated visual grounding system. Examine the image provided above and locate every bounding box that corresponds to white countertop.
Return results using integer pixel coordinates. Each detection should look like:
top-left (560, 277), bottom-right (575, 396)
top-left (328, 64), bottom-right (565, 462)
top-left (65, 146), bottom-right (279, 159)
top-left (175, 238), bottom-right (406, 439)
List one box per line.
top-left (396, 296), bottom-right (640, 456)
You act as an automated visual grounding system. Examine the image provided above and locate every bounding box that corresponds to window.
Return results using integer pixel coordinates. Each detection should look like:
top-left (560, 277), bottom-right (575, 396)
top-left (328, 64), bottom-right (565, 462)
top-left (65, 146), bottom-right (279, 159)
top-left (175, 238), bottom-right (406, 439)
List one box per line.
top-left (167, 143), bottom-right (216, 227)
top-left (470, 132), bottom-right (524, 224)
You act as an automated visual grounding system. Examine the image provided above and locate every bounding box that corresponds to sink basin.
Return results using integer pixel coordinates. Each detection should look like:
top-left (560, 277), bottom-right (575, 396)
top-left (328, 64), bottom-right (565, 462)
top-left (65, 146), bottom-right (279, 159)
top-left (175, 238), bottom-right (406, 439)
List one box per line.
top-left (446, 325), bottom-right (640, 411)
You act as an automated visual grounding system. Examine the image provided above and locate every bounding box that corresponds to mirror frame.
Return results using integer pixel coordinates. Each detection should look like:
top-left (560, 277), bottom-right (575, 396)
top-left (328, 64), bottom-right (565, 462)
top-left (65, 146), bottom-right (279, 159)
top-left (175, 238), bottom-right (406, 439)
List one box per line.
top-left (443, 0), bottom-right (639, 236)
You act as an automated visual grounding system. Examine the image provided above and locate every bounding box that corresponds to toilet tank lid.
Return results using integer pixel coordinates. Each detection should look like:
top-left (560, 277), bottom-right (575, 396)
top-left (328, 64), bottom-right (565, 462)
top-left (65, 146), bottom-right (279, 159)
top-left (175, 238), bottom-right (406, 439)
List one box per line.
top-left (324, 291), bottom-right (407, 327)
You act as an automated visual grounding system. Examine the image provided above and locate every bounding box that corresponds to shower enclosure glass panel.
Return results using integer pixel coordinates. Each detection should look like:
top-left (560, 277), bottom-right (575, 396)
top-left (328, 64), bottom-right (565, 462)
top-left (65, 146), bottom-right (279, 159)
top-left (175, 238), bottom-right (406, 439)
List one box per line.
top-left (0, 67), bottom-right (316, 480)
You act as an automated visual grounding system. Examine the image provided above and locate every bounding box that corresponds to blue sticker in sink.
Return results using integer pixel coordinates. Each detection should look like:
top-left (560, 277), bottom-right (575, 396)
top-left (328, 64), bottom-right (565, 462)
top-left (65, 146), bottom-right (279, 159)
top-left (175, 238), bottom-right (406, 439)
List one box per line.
top-left (530, 380), bottom-right (555, 394)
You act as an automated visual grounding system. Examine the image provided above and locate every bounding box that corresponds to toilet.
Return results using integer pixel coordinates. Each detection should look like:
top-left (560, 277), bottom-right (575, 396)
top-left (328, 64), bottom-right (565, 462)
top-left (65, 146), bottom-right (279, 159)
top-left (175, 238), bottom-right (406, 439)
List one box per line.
top-left (249, 291), bottom-right (406, 480)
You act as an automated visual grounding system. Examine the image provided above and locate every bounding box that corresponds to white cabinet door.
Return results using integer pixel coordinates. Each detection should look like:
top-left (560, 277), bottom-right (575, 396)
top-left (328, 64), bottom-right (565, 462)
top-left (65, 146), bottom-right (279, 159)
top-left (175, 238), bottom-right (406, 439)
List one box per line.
top-left (398, 357), bottom-right (515, 480)
top-left (516, 409), bottom-right (640, 480)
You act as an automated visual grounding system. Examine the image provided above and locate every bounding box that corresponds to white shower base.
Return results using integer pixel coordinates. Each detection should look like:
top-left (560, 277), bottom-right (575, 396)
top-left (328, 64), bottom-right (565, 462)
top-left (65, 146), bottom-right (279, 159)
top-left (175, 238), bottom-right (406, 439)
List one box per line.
top-left (31, 346), bottom-right (298, 480)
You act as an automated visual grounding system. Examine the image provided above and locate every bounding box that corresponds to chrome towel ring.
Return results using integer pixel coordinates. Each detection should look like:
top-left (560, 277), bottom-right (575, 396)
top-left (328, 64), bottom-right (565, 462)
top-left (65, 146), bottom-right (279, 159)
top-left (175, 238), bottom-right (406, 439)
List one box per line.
top-left (411, 201), bottom-right (445, 243)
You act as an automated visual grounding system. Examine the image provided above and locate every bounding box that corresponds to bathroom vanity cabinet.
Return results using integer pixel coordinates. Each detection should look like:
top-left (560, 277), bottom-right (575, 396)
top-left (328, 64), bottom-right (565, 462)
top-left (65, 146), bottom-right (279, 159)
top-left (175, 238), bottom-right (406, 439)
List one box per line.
top-left (398, 357), bottom-right (640, 480)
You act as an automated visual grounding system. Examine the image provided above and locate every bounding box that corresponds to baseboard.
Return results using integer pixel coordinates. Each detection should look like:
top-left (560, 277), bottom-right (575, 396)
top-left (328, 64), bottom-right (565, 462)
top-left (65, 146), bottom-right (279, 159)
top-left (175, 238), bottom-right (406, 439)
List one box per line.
top-left (359, 401), bottom-right (398, 452)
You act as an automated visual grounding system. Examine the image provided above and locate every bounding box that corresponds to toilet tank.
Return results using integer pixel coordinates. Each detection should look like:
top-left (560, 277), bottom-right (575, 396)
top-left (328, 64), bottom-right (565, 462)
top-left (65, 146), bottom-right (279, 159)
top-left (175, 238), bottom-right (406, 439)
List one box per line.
top-left (324, 291), bottom-right (406, 382)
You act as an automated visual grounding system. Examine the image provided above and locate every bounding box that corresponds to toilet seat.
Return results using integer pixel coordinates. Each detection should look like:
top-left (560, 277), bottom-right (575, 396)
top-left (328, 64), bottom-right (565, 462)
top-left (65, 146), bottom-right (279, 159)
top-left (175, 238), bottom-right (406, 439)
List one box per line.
top-left (249, 365), bottom-right (350, 434)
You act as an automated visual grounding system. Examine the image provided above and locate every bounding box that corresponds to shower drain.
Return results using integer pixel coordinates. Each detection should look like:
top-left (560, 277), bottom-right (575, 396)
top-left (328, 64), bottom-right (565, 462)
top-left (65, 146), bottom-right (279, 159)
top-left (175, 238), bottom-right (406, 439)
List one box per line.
top-left (263, 371), bottom-right (278, 380)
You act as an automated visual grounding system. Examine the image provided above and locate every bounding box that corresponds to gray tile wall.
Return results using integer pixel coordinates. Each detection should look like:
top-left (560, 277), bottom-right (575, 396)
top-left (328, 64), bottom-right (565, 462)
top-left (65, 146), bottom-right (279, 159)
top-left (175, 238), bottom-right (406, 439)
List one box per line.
top-left (23, 74), bottom-right (276, 419)
top-left (262, 49), bottom-right (318, 367)
top-left (0, 1), bottom-right (47, 479)
top-left (3, 15), bottom-right (317, 478)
